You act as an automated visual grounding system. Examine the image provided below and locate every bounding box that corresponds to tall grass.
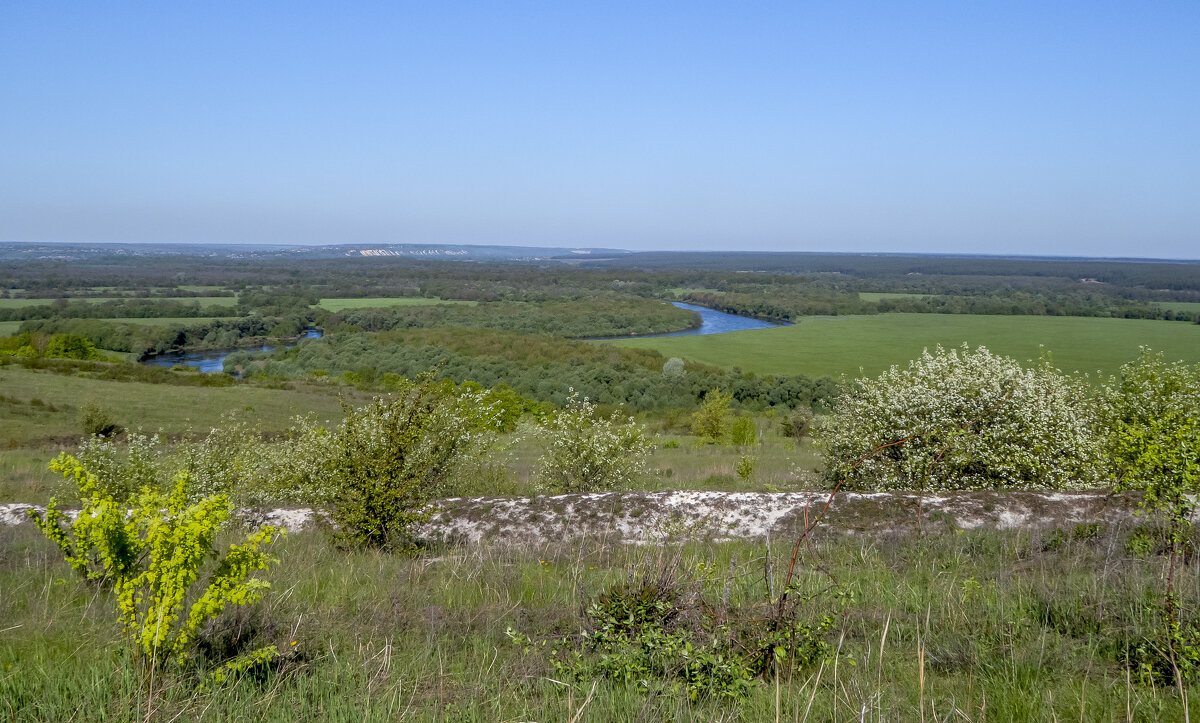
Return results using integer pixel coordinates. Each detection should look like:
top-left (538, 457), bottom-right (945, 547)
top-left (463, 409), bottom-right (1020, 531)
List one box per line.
top-left (3, 519), bottom-right (1197, 720)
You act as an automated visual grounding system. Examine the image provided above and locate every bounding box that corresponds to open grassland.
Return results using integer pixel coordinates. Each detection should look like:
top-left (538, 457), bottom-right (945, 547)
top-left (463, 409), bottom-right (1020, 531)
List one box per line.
top-left (90, 316), bottom-right (240, 326)
top-left (0, 321), bottom-right (19, 336)
top-left (608, 313), bottom-right (1200, 379)
top-left (0, 367), bottom-right (348, 442)
top-left (1, 521), bottom-right (1196, 721)
top-left (0, 296), bottom-right (239, 308)
top-left (1158, 300), bottom-right (1200, 313)
top-left (857, 292), bottom-right (937, 302)
top-left (316, 297), bottom-right (477, 312)
top-left (0, 365), bottom-right (354, 501)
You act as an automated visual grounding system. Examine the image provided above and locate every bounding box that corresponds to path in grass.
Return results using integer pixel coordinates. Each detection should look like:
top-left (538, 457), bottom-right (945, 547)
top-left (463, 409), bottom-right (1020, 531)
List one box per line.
top-left (606, 313), bottom-right (1200, 379)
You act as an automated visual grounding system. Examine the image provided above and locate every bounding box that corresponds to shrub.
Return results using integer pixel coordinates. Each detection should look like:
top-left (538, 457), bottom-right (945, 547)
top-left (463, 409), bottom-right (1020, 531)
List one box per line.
top-left (287, 375), bottom-right (501, 550)
top-left (780, 406), bottom-right (814, 443)
top-left (44, 333), bottom-right (103, 360)
top-left (735, 455), bottom-right (756, 481)
top-left (76, 431), bottom-right (165, 502)
top-left (662, 357), bottom-right (686, 380)
top-left (508, 557), bottom-right (838, 702)
top-left (818, 344), bottom-right (1105, 491)
top-left (691, 388), bottom-right (732, 444)
top-left (730, 414), bottom-right (756, 447)
top-left (78, 401), bottom-right (122, 438)
top-left (1105, 348), bottom-right (1200, 530)
top-left (29, 454), bottom-right (282, 671)
top-left (535, 390), bottom-right (653, 493)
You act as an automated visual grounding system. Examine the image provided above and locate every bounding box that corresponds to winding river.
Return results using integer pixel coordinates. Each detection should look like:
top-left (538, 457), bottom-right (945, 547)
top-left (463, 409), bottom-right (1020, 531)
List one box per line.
top-left (140, 304), bottom-right (781, 374)
top-left (629, 301), bottom-right (785, 337)
top-left (142, 329), bottom-right (322, 373)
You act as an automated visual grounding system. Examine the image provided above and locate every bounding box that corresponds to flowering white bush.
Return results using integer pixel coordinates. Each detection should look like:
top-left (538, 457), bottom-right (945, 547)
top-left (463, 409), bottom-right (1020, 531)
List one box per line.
top-left (77, 431), bottom-right (166, 502)
top-left (817, 344), bottom-right (1105, 491)
top-left (174, 415), bottom-right (282, 505)
top-left (536, 390), bottom-right (653, 493)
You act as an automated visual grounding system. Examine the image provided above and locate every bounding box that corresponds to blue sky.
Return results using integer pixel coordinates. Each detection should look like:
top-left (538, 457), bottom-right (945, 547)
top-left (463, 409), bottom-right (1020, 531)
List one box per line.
top-left (2, 2), bottom-right (1197, 257)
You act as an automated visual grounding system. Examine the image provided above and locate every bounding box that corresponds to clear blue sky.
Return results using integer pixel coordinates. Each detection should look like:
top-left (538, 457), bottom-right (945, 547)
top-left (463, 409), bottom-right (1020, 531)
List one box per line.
top-left (2, 2), bottom-right (1197, 257)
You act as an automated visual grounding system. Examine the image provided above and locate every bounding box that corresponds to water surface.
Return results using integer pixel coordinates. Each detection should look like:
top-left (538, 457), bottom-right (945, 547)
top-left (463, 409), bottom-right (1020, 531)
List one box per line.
top-left (142, 329), bottom-right (322, 373)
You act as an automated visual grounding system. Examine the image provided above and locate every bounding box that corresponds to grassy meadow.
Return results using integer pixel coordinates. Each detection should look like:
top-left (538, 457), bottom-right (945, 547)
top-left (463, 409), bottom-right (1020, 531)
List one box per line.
top-left (0, 365), bottom-right (356, 501)
top-left (316, 297), bottom-right (477, 312)
top-left (3, 517), bottom-right (1197, 721)
top-left (607, 313), bottom-right (1200, 379)
top-left (0, 296), bottom-right (239, 308)
top-left (857, 292), bottom-right (936, 302)
top-left (88, 316), bottom-right (241, 326)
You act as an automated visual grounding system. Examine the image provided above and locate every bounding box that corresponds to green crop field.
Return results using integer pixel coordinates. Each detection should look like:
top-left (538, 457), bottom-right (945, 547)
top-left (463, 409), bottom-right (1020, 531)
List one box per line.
top-left (0, 321), bottom-right (20, 336)
top-left (89, 316), bottom-right (239, 326)
top-left (606, 313), bottom-right (1200, 379)
top-left (316, 297), bottom-right (477, 311)
top-left (0, 296), bottom-right (238, 308)
top-left (1158, 301), bottom-right (1200, 313)
top-left (857, 292), bottom-right (938, 302)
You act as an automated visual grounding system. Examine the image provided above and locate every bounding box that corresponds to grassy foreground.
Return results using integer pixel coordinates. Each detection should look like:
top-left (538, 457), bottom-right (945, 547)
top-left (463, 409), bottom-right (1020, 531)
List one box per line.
top-left (1, 520), bottom-right (1195, 721)
top-left (608, 313), bottom-right (1200, 379)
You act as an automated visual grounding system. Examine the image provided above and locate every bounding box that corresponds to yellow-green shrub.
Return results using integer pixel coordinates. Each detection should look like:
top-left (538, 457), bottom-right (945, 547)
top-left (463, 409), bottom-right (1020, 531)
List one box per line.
top-left (29, 453), bottom-right (282, 668)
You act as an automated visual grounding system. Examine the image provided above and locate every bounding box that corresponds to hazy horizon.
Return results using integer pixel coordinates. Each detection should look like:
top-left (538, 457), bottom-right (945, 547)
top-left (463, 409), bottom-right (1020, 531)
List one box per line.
top-left (3, 2), bottom-right (1198, 259)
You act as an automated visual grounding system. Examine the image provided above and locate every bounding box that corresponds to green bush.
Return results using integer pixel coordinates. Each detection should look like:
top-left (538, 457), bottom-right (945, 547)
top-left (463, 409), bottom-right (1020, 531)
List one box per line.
top-left (730, 415), bottom-right (756, 447)
top-left (779, 406), bottom-right (814, 443)
top-left (287, 375), bottom-right (501, 550)
top-left (1106, 348), bottom-right (1200, 531)
top-left (78, 401), bottom-right (122, 438)
top-left (691, 389), bottom-right (732, 444)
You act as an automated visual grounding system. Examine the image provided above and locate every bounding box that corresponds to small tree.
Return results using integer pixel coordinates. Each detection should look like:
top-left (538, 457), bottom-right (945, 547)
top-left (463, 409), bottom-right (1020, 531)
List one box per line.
top-left (536, 390), bottom-right (653, 493)
top-left (730, 414), bottom-right (757, 447)
top-left (779, 406), bottom-right (814, 444)
top-left (79, 401), bottom-right (122, 438)
top-left (662, 357), bottom-right (686, 381)
top-left (691, 389), bottom-right (733, 445)
top-left (289, 375), bottom-right (501, 550)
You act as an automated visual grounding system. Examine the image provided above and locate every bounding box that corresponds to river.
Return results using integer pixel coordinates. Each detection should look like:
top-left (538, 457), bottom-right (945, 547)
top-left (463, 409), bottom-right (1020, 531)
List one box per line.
top-left (592, 301), bottom-right (786, 339)
top-left (141, 329), bottom-right (323, 373)
top-left (141, 304), bottom-right (781, 373)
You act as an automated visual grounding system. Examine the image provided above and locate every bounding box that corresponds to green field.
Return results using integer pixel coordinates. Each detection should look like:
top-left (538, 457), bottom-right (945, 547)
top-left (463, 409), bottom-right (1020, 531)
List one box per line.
top-left (89, 316), bottom-right (238, 326)
top-left (0, 321), bottom-right (19, 336)
top-left (667, 287), bottom-right (720, 297)
top-left (0, 366), bottom-right (346, 442)
top-left (0, 296), bottom-right (238, 309)
top-left (316, 297), bottom-right (477, 311)
top-left (857, 292), bottom-right (937, 302)
top-left (0, 365), bottom-right (353, 501)
top-left (606, 313), bottom-right (1200, 379)
top-left (1158, 301), bottom-right (1200, 313)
